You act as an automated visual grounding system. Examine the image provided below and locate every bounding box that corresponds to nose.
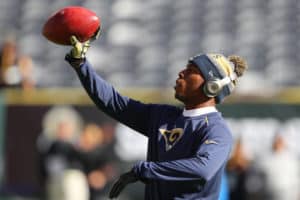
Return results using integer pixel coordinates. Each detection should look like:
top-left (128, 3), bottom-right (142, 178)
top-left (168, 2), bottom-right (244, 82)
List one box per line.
top-left (178, 69), bottom-right (185, 78)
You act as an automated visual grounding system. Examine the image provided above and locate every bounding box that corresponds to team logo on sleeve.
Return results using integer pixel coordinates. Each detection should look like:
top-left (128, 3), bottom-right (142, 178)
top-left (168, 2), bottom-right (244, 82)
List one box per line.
top-left (159, 128), bottom-right (184, 151)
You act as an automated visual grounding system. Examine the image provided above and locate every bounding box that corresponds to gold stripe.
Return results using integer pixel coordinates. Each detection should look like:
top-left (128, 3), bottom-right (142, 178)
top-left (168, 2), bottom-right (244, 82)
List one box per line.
top-left (1, 87), bottom-right (300, 104)
top-left (205, 116), bottom-right (209, 125)
top-left (1, 87), bottom-right (173, 105)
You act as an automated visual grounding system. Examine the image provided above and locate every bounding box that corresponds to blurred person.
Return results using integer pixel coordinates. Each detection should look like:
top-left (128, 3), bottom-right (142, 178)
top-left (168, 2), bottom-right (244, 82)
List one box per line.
top-left (101, 122), bottom-right (117, 147)
top-left (227, 139), bottom-right (251, 200)
top-left (0, 38), bottom-right (36, 89)
top-left (78, 123), bottom-right (104, 152)
top-left (76, 123), bottom-right (117, 200)
top-left (280, 118), bottom-right (300, 157)
top-left (0, 37), bottom-right (17, 70)
top-left (63, 32), bottom-right (247, 200)
top-left (17, 55), bottom-right (35, 90)
top-left (37, 105), bottom-right (88, 200)
top-left (253, 133), bottom-right (300, 200)
top-left (0, 37), bottom-right (19, 88)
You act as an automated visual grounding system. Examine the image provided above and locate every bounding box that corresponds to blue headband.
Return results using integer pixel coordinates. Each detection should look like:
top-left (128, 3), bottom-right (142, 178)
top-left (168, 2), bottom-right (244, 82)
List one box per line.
top-left (189, 54), bottom-right (233, 103)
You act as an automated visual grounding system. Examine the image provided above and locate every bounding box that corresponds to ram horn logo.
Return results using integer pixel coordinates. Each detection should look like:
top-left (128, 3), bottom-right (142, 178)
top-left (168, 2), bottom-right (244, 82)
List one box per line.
top-left (159, 128), bottom-right (184, 151)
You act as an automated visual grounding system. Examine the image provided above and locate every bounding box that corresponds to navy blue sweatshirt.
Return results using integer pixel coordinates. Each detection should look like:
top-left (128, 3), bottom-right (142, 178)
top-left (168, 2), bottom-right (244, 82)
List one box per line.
top-left (70, 59), bottom-right (233, 200)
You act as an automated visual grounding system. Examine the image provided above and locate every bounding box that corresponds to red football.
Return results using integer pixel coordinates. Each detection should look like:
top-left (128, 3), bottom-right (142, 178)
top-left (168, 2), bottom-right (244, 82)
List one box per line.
top-left (42, 6), bottom-right (100, 45)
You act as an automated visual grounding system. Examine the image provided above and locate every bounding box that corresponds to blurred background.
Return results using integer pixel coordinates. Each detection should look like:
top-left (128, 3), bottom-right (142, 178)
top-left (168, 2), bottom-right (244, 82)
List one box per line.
top-left (0, 0), bottom-right (299, 199)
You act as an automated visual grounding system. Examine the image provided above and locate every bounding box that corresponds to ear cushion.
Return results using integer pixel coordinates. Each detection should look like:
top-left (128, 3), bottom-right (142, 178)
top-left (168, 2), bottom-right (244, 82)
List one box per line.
top-left (203, 79), bottom-right (222, 98)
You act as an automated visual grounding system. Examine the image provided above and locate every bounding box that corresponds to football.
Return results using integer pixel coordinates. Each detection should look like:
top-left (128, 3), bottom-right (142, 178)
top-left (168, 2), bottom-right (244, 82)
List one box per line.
top-left (42, 6), bottom-right (100, 45)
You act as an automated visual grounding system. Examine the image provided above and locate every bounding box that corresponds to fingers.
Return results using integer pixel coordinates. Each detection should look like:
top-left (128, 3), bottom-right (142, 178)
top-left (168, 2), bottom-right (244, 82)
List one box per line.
top-left (109, 172), bottom-right (138, 199)
top-left (70, 35), bottom-right (79, 46)
top-left (109, 178), bottom-right (126, 199)
top-left (90, 27), bottom-right (101, 42)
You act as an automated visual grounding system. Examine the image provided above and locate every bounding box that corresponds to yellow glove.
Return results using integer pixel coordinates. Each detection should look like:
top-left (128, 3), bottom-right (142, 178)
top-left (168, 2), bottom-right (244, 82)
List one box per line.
top-left (69, 36), bottom-right (91, 59)
top-left (67, 27), bottom-right (101, 59)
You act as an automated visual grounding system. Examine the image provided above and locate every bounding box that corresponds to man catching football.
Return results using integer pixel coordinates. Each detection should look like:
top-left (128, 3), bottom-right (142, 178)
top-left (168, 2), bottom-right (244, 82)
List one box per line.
top-left (64, 31), bottom-right (247, 200)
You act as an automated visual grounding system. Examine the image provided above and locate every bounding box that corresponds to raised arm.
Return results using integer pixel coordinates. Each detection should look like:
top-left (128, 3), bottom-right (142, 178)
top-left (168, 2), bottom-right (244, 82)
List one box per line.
top-left (65, 35), bottom-right (152, 136)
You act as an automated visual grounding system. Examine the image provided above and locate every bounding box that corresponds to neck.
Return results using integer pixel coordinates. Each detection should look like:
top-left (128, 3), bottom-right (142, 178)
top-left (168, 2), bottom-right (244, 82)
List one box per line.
top-left (184, 98), bottom-right (216, 110)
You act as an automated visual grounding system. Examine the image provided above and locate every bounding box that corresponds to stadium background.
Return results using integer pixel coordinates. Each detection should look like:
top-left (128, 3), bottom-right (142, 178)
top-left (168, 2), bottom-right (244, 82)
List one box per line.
top-left (0, 0), bottom-right (299, 199)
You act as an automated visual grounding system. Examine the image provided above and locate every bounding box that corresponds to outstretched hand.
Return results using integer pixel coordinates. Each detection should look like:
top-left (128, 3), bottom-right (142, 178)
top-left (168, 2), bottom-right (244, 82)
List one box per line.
top-left (66, 27), bottom-right (101, 59)
top-left (68, 36), bottom-right (91, 59)
top-left (109, 170), bottom-right (139, 199)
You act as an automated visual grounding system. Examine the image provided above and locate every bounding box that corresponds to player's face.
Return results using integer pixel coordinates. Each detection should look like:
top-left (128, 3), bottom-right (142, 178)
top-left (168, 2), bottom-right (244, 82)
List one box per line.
top-left (174, 63), bottom-right (205, 103)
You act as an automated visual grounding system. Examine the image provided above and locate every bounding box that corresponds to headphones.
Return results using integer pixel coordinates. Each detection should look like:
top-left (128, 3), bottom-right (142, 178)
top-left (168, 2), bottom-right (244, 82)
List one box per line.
top-left (203, 73), bottom-right (237, 98)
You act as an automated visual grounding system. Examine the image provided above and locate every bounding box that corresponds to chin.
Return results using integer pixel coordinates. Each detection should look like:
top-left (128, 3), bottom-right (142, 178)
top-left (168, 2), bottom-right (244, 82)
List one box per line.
top-left (175, 93), bottom-right (185, 102)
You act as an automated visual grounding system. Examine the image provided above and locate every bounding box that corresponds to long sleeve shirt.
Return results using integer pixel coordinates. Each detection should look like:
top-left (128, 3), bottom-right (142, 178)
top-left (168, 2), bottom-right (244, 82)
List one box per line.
top-left (70, 59), bottom-right (233, 200)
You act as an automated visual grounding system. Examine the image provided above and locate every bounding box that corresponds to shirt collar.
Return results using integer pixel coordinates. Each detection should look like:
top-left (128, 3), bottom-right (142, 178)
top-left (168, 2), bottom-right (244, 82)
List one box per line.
top-left (183, 106), bottom-right (218, 117)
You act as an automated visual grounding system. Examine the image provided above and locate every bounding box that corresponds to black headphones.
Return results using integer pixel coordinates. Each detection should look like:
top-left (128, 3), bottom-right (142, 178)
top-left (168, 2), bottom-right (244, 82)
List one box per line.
top-left (203, 74), bottom-right (237, 97)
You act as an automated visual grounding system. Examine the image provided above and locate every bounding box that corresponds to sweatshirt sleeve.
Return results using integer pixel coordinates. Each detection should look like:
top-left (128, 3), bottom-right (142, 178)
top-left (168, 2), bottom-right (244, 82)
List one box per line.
top-left (70, 58), bottom-right (153, 136)
top-left (132, 124), bottom-right (233, 182)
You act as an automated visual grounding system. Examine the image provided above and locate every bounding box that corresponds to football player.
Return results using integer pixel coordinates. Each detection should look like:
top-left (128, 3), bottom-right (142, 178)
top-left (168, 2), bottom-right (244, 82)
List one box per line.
top-left (64, 34), bottom-right (247, 200)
